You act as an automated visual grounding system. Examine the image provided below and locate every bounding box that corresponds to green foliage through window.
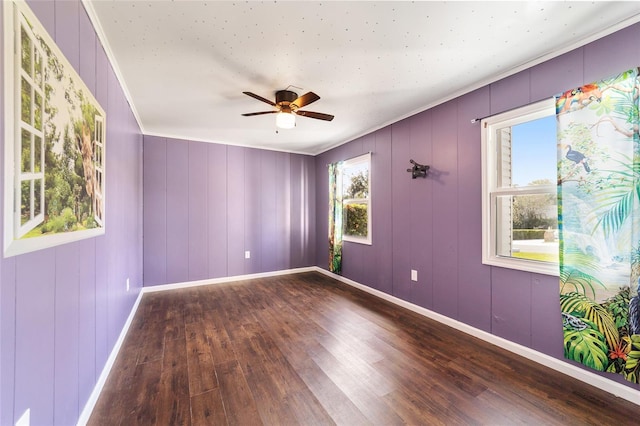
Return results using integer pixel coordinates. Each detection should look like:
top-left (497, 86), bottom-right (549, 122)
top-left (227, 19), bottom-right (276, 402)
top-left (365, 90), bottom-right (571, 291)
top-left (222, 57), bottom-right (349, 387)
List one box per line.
top-left (343, 203), bottom-right (368, 237)
top-left (340, 153), bottom-right (371, 242)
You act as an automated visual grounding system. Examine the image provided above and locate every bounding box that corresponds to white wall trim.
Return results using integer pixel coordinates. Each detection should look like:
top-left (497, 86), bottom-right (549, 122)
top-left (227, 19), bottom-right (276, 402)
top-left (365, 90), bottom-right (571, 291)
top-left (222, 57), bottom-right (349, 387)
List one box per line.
top-left (76, 267), bottom-right (316, 424)
top-left (312, 14), bottom-right (640, 156)
top-left (77, 291), bottom-right (144, 426)
top-left (312, 267), bottom-right (640, 406)
top-left (141, 267), bottom-right (317, 293)
top-left (81, 0), bottom-right (144, 133)
top-left (142, 131), bottom-right (313, 156)
top-left (77, 265), bottom-right (639, 425)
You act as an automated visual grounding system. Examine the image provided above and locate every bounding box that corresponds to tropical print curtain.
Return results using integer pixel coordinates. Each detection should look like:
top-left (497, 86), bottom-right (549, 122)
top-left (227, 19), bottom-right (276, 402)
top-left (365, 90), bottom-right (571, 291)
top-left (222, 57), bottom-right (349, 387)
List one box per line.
top-left (328, 161), bottom-right (343, 274)
top-left (556, 67), bottom-right (640, 383)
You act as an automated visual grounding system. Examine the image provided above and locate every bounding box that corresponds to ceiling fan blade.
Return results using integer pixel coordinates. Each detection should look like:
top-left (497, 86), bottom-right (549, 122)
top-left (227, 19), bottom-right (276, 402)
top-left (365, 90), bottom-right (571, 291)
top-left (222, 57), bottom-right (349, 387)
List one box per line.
top-left (241, 111), bottom-right (278, 116)
top-left (243, 92), bottom-right (276, 107)
top-left (295, 110), bottom-right (334, 121)
top-left (292, 92), bottom-right (320, 109)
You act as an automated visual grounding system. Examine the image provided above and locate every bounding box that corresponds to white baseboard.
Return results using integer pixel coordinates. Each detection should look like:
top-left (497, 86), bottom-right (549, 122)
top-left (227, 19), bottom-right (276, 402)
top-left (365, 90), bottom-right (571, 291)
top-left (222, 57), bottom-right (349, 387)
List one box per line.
top-left (141, 267), bottom-right (317, 293)
top-left (77, 265), bottom-right (639, 425)
top-left (76, 290), bottom-right (144, 426)
top-left (313, 267), bottom-right (640, 406)
top-left (76, 267), bottom-right (317, 424)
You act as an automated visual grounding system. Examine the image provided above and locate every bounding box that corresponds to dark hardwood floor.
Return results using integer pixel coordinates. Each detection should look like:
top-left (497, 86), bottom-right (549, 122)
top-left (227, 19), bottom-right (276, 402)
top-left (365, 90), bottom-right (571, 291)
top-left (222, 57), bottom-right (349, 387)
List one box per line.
top-left (88, 272), bottom-right (640, 425)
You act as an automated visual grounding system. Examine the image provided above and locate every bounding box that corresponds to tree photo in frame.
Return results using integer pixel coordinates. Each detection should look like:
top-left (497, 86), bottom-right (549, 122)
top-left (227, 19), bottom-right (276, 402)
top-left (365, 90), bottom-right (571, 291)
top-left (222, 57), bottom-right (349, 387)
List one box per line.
top-left (3, 0), bottom-right (106, 257)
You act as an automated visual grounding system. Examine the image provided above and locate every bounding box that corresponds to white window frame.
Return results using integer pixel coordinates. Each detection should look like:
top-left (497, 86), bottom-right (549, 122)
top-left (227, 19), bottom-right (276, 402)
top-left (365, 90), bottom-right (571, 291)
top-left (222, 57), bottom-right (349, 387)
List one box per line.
top-left (341, 152), bottom-right (372, 245)
top-left (3, 0), bottom-right (107, 257)
top-left (93, 115), bottom-right (105, 225)
top-left (481, 98), bottom-right (559, 276)
top-left (15, 9), bottom-right (46, 238)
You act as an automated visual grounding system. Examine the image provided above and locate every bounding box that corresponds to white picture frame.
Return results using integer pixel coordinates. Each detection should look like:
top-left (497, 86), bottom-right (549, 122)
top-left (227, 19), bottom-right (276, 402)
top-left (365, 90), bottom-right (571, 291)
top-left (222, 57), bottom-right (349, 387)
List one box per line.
top-left (3, 0), bottom-right (106, 257)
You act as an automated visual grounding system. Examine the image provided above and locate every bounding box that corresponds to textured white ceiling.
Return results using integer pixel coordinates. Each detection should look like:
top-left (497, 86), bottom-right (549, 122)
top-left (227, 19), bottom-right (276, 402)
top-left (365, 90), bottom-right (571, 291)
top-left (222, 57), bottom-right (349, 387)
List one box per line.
top-left (85, 1), bottom-right (640, 155)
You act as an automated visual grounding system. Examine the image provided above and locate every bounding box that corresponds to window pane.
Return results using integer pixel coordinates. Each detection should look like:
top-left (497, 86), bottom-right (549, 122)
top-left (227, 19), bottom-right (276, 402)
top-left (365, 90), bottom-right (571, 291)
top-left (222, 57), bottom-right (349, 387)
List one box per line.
top-left (95, 145), bottom-right (102, 164)
top-left (34, 179), bottom-right (42, 216)
top-left (495, 193), bottom-right (558, 263)
top-left (343, 202), bottom-right (368, 237)
top-left (34, 49), bottom-right (43, 86)
top-left (21, 27), bottom-right (32, 74)
top-left (338, 153), bottom-right (372, 245)
top-left (21, 180), bottom-right (31, 225)
top-left (96, 119), bottom-right (103, 142)
top-left (342, 164), bottom-right (369, 198)
top-left (34, 135), bottom-right (42, 173)
top-left (21, 78), bottom-right (32, 124)
top-left (21, 129), bottom-right (31, 173)
top-left (34, 92), bottom-right (42, 130)
top-left (497, 115), bottom-right (556, 188)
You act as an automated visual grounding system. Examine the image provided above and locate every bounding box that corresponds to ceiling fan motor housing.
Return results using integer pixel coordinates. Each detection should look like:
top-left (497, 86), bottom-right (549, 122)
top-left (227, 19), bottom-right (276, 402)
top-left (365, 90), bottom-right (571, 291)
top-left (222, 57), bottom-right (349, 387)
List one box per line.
top-left (241, 90), bottom-right (333, 121)
top-left (276, 90), bottom-right (298, 106)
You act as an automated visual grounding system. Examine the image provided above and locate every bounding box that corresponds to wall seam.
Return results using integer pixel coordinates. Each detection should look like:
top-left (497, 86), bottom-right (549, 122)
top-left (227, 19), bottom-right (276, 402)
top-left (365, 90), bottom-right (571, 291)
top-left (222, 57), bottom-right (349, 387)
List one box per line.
top-left (164, 137), bottom-right (167, 284)
top-left (76, 4), bottom-right (82, 420)
top-left (488, 82), bottom-right (494, 335)
top-left (187, 142), bottom-right (191, 280)
top-left (52, 250), bottom-right (57, 423)
top-left (11, 260), bottom-right (17, 424)
top-left (226, 147), bottom-right (230, 276)
top-left (390, 124), bottom-right (394, 297)
top-left (430, 112), bottom-right (434, 306)
top-left (92, 17), bottom-right (99, 389)
top-left (455, 100), bottom-right (459, 320)
top-left (206, 143), bottom-right (210, 280)
top-left (530, 274), bottom-right (534, 345)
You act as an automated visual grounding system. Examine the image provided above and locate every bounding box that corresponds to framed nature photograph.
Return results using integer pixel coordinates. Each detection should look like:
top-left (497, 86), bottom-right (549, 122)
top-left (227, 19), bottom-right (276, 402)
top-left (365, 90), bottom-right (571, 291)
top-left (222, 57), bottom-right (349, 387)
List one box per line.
top-left (3, 0), bottom-right (106, 257)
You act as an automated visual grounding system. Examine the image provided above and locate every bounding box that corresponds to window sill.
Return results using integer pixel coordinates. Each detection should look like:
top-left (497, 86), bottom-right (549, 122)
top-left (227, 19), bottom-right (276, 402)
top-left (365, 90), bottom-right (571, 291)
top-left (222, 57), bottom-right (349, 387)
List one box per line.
top-left (482, 256), bottom-right (559, 276)
top-left (343, 235), bottom-right (372, 246)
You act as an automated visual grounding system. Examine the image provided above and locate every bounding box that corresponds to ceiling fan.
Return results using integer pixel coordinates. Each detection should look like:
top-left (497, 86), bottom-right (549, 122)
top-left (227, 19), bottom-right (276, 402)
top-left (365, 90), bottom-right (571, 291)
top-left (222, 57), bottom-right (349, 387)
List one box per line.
top-left (241, 90), bottom-right (334, 129)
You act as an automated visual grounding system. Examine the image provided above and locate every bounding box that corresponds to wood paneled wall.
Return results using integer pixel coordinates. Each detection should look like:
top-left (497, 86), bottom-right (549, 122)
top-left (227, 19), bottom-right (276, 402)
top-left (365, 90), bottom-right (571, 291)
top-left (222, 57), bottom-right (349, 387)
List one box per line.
top-left (315, 23), bottom-right (640, 393)
top-left (0, 1), bottom-right (144, 424)
top-left (143, 138), bottom-right (316, 286)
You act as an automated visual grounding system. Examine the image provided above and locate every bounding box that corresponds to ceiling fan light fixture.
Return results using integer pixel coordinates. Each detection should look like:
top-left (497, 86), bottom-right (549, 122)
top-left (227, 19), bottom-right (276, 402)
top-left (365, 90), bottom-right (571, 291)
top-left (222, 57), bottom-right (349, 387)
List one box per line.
top-left (242, 90), bottom-right (333, 127)
top-left (276, 111), bottom-right (296, 129)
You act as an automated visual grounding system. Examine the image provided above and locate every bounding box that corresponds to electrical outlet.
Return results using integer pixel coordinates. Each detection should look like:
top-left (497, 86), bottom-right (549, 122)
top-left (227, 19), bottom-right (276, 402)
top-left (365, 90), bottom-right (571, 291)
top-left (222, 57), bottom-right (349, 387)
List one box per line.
top-left (411, 269), bottom-right (418, 282)
top-left (126, 278), bottom-right (130, 292)
top-left (245, 251), bottom-right (251, 259)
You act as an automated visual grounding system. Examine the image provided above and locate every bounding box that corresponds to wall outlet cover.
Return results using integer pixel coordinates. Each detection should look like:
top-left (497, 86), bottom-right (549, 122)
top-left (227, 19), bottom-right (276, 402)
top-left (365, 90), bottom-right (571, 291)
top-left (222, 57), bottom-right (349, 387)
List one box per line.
top-left (411, 270), bottom-right (418, 281)
top-left (245, 251), bottom-right (251, 259)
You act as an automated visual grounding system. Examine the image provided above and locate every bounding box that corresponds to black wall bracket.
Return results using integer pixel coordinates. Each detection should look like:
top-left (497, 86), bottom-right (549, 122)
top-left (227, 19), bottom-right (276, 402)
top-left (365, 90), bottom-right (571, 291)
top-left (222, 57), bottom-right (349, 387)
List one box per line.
top-left (407, 159), bottom-right (430, 179)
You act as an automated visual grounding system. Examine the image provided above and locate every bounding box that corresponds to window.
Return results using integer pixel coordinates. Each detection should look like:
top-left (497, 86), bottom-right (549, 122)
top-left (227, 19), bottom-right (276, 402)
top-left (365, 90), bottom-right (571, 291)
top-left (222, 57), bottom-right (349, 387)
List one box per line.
top-left (341, 153), bottom-right (371, 244)
top-left (94, 115), bottom-right (105, 225)
top-left (4, 0), bottom-right (107, 257)
top-left (16, 12), bottom-right (46, 238)
top-left (481, 98), bottom-right (559, 275)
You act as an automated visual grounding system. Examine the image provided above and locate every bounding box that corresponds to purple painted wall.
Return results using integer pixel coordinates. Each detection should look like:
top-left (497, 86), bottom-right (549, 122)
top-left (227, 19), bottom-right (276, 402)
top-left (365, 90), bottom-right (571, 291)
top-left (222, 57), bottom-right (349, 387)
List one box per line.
top-left (0, 1), bottom-right (144, 425)
top-left (315, 23), bottom-right (640, 393)
top-left (2, 2), bottom-right (638, 423)
top-left (143, 137), bottom-right (316, 286)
